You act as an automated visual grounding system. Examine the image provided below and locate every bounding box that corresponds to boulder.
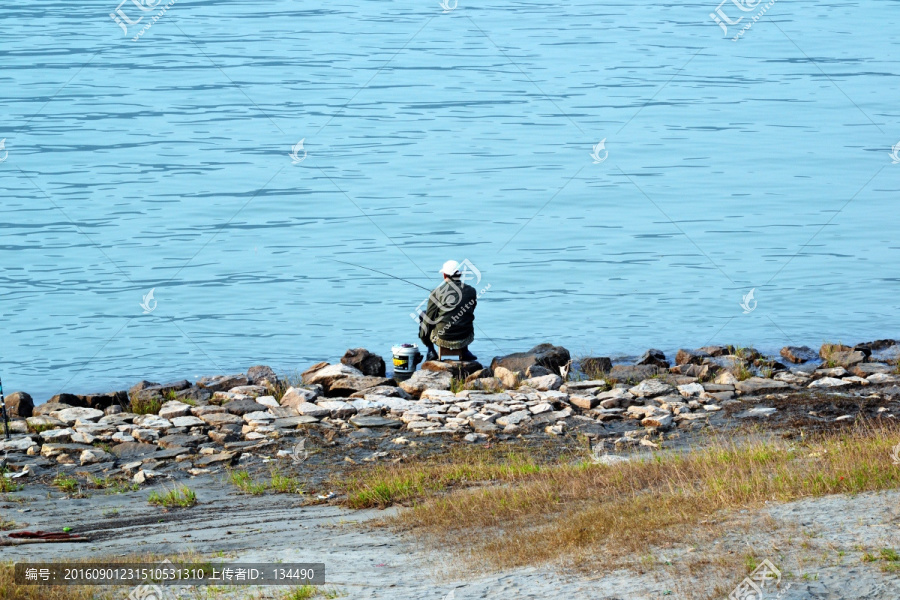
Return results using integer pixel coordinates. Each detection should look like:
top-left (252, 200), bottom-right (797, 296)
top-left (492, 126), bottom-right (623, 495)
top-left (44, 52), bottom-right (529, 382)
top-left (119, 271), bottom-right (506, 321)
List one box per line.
top-left (53, 407), bottom-right (104, 426)
top-left (677, 382), bottom-right (705, 398)
top-left (579, 357), bottom-right (612, 376)
top-left (227, 385), bottom-right (268, 398)
top-left (521, 374), bottom-right (563, 391)
top-left (493, 366), bottom-right (521, 389)
top-left (734, 377), bottom-right (791, 395)
top-left (466, 377), bottom-right (503, 391)
top-left (675, 349), bottom-right (710, 366)
top-left (0, 436), bottom-right (39, 453)
top-left (489, 343), bottom-right (571, 376)
top-left (4, 392), bottom-right (34, 418)
top-left (128, 380), bottom-right (160, 396)
top-left (197, 374), bottom-right (249, 393)
top-left (326, 376), bottom-right (395, 398)
top-left (422, 360), bottom-right (483, 379)
top-left (496, 410), bottom-right (531, 427)
top-left (246, 365), bottom-right (279, 387)
top-left (170, 415), bottom-right (204, 428)
top-left (641, 413), bottom-right (674, 429)
top-left (607, 365), bottom-right (662, 384)
top-left (350, 385), bottom-right (410, 399)
top-left (199, 412), bottom-right (242, 427)
top-left (294, 403), bottom-right (330, 418)
top-left (280, 387), bottom-right (320, 408)
top-left (302, 363), bottom-right (363, 388)
top-left (819, 343), bottom-right (851, 360)
top-left (316, 400), bottom-right (357, 419)
top-left (780, 346), bottom-right (818, 364)
top-left (133, 414), bottom-right (172, 430)
top-left (158, 433), bottom-right (204, 448)
top-left (222, 399), bottom-right (267, 416)
top-left (33, 402), bottom-right (72, 416)
top-left (637, 349), bottom-right (669, 368)
top-left (399, 370), bottom-right (452, 398)
top-left (699, 345), bottom-right (730, 357)
top-left (174, 387), bottom-right (212, 403)
top-left (341, 348), bottom-right (387, 377)
top-left (109, 442), bottom-right (158, 459)
top-left (158, 401), bottom-right (193, 420)
top-left (526, 365), bottom-right (554, 378)
top-left (826, 350), bottom-right (867, 369)
top-left (628, 379), bottom-right (675, 398)
top-left (46, 393), bottom-right (88, 408)
top-left (465, 368), bottom-right (492, 383)
top-left (851, 363), bottom-right (893, 377)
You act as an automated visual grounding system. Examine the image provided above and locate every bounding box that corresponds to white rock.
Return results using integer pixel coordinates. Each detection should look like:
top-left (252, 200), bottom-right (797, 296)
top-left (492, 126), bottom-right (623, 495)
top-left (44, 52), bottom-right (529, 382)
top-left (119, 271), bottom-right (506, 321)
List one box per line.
top-left (80, 449), bottom-right (103, 465)
top-left (112, 432), bottom-right (136, 443)
top-left (496, 410), bottom-right (531, 427)
top-left (242, 410), bottom-right (275, 423)
top-left (170, 415), bottom-right (205, 428)
top-left (255, 395), bottom-right (280, 409)
top-left (158, 401), bottom-right (192, 420)
top-left (867, 373), bottom-right (900, 384)
top-left (316, 401), bottom-right (357, 419)
top-left (545, 423), bottom-right (566, 436)
top-left (132, 428), bottom-right (159, 443)
top-left (677, 382), bottom-right (705, 398)
top-left (808, 377), bottom-right (849, 388)
top-left (529, 402), bottom-right (553, 415)
top-left (714, 371), bottom-right (738, 386)
top-left (464, 432), bottom-right (487, 443)
top-left (133, 414), bottom-right (172, 430)
top-left (294, 402), bottom-right (330, 418)
top-left (641, 413), bottom-right (674, 429)
top-left (133, 470), bottom-right (159, 484)
top-left (53, 407), bottom-right (104, 425)
top-left (279, 387), bottom-right (319, 408)
top-left (420, 389), bottom-right (457, 403)
top-left (521, 374), bottom-right (563, 391)
top-left (70, 431), bottom-right (95, 444)
top-left (629, 379), bottom-right (675, 398)
top-left (0, 437), bottom-right (39, 453)
top-left (39, 428), bottom-right (74, 443)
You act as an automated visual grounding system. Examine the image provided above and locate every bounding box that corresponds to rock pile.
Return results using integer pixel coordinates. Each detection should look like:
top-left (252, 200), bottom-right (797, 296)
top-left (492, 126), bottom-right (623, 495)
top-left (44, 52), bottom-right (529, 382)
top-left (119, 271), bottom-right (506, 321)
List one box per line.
top-left (1, 341), bottom-right (898, 486)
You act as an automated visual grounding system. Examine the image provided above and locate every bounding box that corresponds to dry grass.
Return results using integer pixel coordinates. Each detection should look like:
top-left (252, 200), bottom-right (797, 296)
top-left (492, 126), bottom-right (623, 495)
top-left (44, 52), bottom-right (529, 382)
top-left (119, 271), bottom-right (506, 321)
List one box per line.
top-left (341, 422), bottom-right (900, 575)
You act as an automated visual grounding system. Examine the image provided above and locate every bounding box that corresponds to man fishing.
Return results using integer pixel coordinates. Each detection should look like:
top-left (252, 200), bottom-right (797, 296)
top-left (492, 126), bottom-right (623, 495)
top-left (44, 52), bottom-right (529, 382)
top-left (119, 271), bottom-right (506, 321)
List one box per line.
top-left (418, 260), bottom-right (478, 362)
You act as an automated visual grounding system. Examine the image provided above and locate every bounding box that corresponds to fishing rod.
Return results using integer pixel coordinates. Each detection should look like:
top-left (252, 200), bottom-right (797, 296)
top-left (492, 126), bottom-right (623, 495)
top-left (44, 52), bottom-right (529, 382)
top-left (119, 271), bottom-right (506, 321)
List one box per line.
top-left (323, 258), bottom-right (432, 292)
top-left (0, 376), bottom-right (9, 440)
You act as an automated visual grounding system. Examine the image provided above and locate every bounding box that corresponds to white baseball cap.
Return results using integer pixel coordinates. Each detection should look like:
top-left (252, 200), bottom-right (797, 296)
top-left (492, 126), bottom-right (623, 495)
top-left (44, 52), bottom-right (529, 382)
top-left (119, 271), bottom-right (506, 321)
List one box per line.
top-left (440, 260), bottom-right (460, 276)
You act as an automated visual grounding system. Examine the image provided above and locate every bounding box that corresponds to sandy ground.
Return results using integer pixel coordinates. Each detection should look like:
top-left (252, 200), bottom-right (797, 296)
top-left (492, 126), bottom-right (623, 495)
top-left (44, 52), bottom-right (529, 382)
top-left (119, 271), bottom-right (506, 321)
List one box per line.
top-left (3, 472), bottom-right (900, 600)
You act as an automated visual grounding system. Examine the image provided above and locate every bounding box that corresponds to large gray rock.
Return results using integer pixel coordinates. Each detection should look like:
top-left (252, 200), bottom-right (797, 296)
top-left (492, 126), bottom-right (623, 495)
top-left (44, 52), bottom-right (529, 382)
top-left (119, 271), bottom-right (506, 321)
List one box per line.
top-left (33, 402), bottom-right (73, 416)
top-left (826, 350), bottom-right (867, 368)
top-left (579, 357), bottom-right (612, 376)
top-left (349, 415), bottom-right (403, 428)
top-left (851, 363), bottom-right (893, 377)
top-left (521, 374), bottom-right (563, 391)
top-left (280, 386), bottom-right (320, 408)
top-left (675, 349), bottom-right (710, 366)
top-left (294, 402), bottom-right (330, 418)
top-left (109, 442), bottom-right (158, 459)
top-left (399, 370), bottom-right (452, 398)
top-left (734, 377), bottom-right (792, 395)
top-left (199, 412), bottom-right (242, 427)
top-left (608, 365), bottom-right (662, 384)
top-left (222, 399), bottom-right (267, 415)
top-left (422, 360), bottom-right (484, 380)
top-left (4, 392), bottom-right (34, 418)
top-left (780, 346), bottom-right (818, 364)
top-left (637, 349), bottom-right (669, 368)
top-left (53, 407), bottom-right (104, 425)
top-left (47, 391), bottom-right (128, 410)
top-left (197, 374), bottom-right (249, 393)
top-left (341, 348), bottom-right (386, 377)
top-left (158, 401), bottom-right (193, 420)
top-left (628, 379), bottom-right (675, 398)
top-left (326, 375), bottom-right (395, 398)
top-left (489, 344), bottom-right (571, 376)
top-left (302, 363), bottom-right (363, 388)
top-left (246, 365), bottom-right (279, 387)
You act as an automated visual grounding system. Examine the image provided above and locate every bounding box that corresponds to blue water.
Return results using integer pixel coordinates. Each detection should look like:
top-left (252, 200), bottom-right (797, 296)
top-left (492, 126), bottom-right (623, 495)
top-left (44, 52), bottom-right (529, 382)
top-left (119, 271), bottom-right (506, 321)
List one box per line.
top-left (3, 0), bottom-right (900, 401)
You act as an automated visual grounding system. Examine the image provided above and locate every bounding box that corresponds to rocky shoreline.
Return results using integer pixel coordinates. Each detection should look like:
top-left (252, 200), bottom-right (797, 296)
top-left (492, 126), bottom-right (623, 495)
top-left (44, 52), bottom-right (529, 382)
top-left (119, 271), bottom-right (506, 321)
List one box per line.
top-left (2, 341), bottom-right (899, 490)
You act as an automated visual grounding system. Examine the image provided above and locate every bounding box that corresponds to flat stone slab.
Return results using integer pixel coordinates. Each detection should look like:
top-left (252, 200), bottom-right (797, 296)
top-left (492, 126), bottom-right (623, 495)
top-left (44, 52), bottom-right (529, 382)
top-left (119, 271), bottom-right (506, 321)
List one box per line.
top-left (199, 413), bottom-right (243, 427)
top-left (109, 442), bottom-right (159, 459)
top-left (272, 416), bottom-right (319, 429)
top-left (734, 378), bottom-right (792, 395)
top-left (158, 434), bottom-right (205, 448)
top-left (349, 415), bottom-right (403, 428)
top-left (153, 447), bottom-right (192, 460)
top-left (194, 452), bottom-right (238, 467)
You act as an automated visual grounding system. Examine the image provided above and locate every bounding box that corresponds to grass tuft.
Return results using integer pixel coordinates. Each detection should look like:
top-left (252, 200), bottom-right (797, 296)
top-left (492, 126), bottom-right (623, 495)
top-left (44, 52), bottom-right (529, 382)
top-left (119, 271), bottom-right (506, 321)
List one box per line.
top-left (130, 392), bottom-right (163, 415)
top-left (148, 485), bottom-right (197, 508)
